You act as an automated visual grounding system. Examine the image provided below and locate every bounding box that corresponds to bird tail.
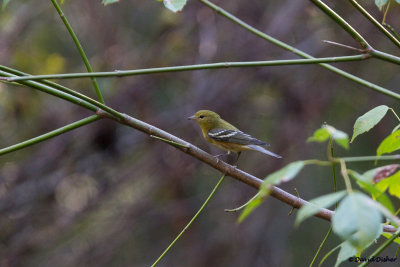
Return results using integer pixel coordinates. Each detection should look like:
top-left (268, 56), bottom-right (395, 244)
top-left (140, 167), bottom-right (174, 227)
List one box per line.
top-left (247, 145), bottom-right (282, 158)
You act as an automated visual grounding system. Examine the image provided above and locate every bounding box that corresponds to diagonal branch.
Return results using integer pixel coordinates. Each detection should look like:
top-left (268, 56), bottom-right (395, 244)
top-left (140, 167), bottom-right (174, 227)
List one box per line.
top-left (348, 0), bottom-right (400, 49)
top-left (50, 0), bottom-right (105, 103)
top-left (0, 115), bottom-right (101, 156)
top-left (0, 69), bottom-right (98, 112)
top-left (198, 0), bottom-right (400, 101)
top-left (96, 110), bottom-right (398, 233)
top-left (309, 0), bottom-right (370, 49)
top-left (0, 65), bottom-right (123, 119)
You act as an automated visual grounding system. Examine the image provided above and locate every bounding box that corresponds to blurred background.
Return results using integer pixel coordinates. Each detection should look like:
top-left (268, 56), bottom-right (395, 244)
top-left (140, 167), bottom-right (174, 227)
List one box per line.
top-left (1, 0), bottom-right (400, 266)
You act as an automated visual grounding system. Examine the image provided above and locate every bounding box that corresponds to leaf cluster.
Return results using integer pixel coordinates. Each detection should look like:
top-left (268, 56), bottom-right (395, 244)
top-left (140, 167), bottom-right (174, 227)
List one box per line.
top-left (237, 105), bottom-right (400, 266)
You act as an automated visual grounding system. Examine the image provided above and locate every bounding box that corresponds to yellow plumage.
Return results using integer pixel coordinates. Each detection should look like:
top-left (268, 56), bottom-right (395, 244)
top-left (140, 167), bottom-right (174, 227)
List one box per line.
top-left (188, 110), bottom-right (281, 158)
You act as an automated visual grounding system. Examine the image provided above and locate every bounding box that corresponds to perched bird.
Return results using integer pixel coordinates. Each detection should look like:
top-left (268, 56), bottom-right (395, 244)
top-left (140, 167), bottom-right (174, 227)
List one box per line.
top-left (188, 110), bottom-right (281, 159)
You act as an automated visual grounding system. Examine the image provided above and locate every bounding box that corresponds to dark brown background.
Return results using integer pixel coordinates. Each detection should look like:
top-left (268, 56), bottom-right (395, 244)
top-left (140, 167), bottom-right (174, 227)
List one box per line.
top-left (1, 1), bottom-right (400, 266)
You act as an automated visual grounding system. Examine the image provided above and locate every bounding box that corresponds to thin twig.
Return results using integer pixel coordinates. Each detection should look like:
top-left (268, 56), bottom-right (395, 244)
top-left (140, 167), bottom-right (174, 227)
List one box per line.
top-left (0, 65), bottom-right (123, 119)
top-left (151, 174), bottom-right (226, 267)
top-left (224, 192), bottom-right (260, 212)
top-left (50, 0), bottom-right (105, 103)
top-left (288, 188), bottom-right (300, 216)
top-left (309, 227), bottom-right (333, 267)
top-left (198, 0), bottom-right (400, 101)
top-left (359, 228), bottom-right (400, 267)
top-left (150, 135), bottom-right (190, 149)
top-left (2, 56), bottom-right (367, 82)
top-left (383, 23), bottom-right (400, 42)
top-left (0, 116), bottom-right (101, 155)
top-left (339, 160), bottom-right (353, 193)
top-left (322, 40), bottom-right (365, 52)
top-left (348, 0), bottom-right (400, 49)
top-left (310, 0), bottom-right (370, 49)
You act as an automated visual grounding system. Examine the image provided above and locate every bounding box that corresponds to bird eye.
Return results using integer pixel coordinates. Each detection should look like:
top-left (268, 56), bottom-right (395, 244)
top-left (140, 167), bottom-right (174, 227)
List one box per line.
top-left (199, 115), bottom-right (204, 119)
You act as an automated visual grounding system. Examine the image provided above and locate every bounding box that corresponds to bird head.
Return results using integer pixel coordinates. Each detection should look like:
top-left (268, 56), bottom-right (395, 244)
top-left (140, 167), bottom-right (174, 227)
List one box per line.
top-left (188, 110), bottom-right (221, 131)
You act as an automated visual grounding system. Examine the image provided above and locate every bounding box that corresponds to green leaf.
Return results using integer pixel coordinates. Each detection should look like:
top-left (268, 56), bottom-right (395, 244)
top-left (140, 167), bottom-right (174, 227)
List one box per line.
top-left (375, 0), bottom-right (389, 10)
top-left (359, 182), bottom-right (394, 212)
top-left (334, 241), bottom-right (357, 267)
top-left (348, 170), bottom-right (395, 213)
top-left (238, 161), bottom-right (304, 222)
top-left (377, 130), bottom-right (400, 156)
top-left (327, 126), bottom-right (349, 150)
top-left (264, 161), bottom-right (305, 184)
top-left (308, 125), bottom-right (349, 149)
top-left (2, 0), bottom-right (11, 10)
top-left (307, 127), bottom-right (330, 143)
top-left (332, 193), bottom-right (383, 251)
top-left (392, 124), bottom-right (400, 133)
top-left (238, 190), bottom-right (270, 223)
top-left (382, 233), bottom-right (400, 245)
top-left (351, 105), bottom-right (389, 143)
top-left (163, 0), bottom-right (187, 12)
top-left (295, 191), bottom-right (346, 226)
top-left (376, 171), bottom-right (400, 199)
top-left (102, 0), bottom-right (119, 6)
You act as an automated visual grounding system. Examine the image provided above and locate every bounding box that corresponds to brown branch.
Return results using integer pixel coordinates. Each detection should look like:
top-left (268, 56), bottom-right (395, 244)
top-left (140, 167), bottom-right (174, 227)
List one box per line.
top-left (96, 110), bottom-right (397, 233)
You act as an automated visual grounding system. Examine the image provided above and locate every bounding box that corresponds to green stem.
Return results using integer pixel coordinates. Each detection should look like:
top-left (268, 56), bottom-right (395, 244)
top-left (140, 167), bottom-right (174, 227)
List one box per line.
top-left (224, 192), bottom-right (260, 212)
top-left (309, 227), bottom-right (333, 267)
top-left (288, 155), bottom-right (400, 166)
top-left (0, 69), bottom-right (98, 112)
top-left (337, 155), bottom-right (400, 162)
top-left (310, 0), bottom-right (370, 49)
top-left (383, 0), bottom-right (390, 24)
top-left (50, 0), bottom-right (104, 103)
top-left (359, 229), bottom-right (400, 267)
top-left (2, 56), bottom-right (366, 82)
top-left (150, 135), bottom-right (190, 149)
top-left (390, 108), bottom-right (400, 123)
top-left (198, 0), bottom-right (400, 100)
top-left (303, 159), bottom-right (332, 166)
top-left (349, 0), bottom-right (400, 49)
top-left (340, 160), bottom-right (353, 193)
top-left (0, 65), bottom-right (124, 120)
top-left (329, 138), bottom-right (338, 200)
top-left (318, 243), bottom-right (341, 267)
top-left (151, 174), bottom-right (225, 267)
top-left (383, 23), bottom-right (400, 42)
top-left (371, 49), bottom-right (400, 65)
top-left (309, 139), bottom-right (337, 267)
top-left (322, 40), bottom-right (362, 52)
top-left (0, 115), bottom-right (100, 156)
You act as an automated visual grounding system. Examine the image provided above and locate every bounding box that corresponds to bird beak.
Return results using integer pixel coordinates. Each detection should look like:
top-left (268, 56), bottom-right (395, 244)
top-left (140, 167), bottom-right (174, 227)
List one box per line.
top-left (188, 115), bottom-right (196, 120)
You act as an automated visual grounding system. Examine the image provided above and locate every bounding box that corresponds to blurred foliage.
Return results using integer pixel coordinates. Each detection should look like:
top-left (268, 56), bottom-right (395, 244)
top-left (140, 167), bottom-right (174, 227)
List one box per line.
top-left (1, 0), bottom-right (400, 266)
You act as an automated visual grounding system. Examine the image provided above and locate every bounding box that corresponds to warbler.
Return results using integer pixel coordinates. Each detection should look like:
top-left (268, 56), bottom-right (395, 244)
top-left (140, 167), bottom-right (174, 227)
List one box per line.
top-left (188, 110), bottom-right (281, 158)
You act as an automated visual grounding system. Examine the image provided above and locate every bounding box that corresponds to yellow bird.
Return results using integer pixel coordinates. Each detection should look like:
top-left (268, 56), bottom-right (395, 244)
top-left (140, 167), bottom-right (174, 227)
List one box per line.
top-left (188, 110), bottom-right (281, 158)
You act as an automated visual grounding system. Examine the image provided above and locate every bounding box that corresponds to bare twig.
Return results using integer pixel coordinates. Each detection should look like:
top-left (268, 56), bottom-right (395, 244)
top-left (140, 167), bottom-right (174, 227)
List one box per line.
top-left (322, 40), bottom-right (365, 53)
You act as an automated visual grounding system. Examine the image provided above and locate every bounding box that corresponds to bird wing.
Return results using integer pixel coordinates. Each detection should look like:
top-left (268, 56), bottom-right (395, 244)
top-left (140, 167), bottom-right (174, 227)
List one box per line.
top-left (208, 129), bottom-right (269, 146)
